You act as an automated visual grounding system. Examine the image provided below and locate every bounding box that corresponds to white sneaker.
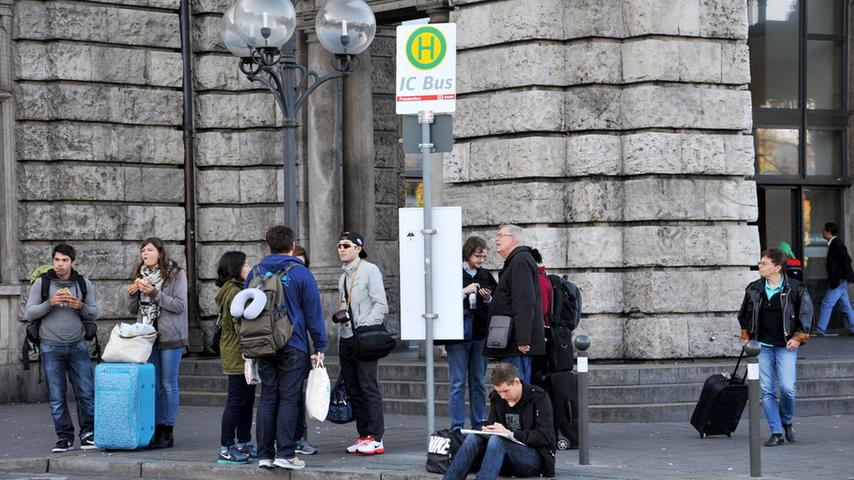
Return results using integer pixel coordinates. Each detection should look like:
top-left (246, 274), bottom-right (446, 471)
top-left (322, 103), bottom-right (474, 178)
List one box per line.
top-left (356, 436), bottom-right (384, 455)
top-left (258, 459), bottom-right (274, 469)
top-left (273, 457), bottom-right (305, 470)
top-left (346, 437), bottom-right (368, 454)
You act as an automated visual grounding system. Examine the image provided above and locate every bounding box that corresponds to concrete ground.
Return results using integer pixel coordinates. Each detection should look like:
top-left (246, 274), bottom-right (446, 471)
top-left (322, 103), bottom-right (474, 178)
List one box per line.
top-left (0, 402), bottom-right (851, 480)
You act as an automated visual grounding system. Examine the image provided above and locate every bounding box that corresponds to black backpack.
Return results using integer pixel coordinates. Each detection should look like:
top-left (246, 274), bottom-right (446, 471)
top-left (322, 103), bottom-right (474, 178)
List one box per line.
top-left (425, 428), bottom-right (466, 474)
top-left (548, 274), bottom-right (581, 330)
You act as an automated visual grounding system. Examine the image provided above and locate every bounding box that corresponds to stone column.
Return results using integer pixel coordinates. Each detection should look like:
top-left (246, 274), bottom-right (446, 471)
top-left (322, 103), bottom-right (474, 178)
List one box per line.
top-left (0, 0), bottom-right (15, 284)
top-left (342, 52), bottom-right (376, 245)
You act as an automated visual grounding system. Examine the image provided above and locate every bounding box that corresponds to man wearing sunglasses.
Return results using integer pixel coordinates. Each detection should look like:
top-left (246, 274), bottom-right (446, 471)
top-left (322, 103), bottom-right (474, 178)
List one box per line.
top-left (334, 232), bottom-right (389, 455)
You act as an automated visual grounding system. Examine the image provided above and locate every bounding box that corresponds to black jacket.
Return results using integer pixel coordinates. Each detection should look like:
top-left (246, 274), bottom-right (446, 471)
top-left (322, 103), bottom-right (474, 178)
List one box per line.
top-left (826, 237), bottom-right (854, 288)
top-left (465, 266), bottom-right (498, 341)
top-left (487, 383), bottom-right (556, 477)
top-left (737, 276), bottom-right (813, 344)
top-left (485, 246), bottom-right (545, 357)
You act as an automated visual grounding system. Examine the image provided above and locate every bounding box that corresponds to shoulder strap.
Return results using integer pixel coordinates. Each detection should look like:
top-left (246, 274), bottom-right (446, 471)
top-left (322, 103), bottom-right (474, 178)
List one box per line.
top-left (40, 272), bottom-right (51, 303)
top-left (74, 273), bottom-right (88, 301)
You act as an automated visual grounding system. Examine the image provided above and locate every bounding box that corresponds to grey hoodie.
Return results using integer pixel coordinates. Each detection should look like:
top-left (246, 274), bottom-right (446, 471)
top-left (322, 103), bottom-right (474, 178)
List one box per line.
top-left (25, 275), bottom-right (99, 346)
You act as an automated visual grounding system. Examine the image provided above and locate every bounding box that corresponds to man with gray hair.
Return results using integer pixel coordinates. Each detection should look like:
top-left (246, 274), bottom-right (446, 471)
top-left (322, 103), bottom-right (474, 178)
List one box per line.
top-left (484, 225), bottom-right (545, 383)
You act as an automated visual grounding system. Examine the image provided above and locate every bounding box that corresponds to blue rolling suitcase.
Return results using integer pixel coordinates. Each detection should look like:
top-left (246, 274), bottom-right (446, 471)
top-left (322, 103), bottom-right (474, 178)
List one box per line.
top-left (94, 362), bottom-right (155, 449)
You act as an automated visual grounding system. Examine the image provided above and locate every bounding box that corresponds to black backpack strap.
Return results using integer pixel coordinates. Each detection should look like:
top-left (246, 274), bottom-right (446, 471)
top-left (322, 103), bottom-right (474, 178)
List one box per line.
top-left (40, 272), bottom-right (51, 303)
top-left (21, 337), bottom-right (31, 371)
top-left (73, 271), bottom-right (88, 301)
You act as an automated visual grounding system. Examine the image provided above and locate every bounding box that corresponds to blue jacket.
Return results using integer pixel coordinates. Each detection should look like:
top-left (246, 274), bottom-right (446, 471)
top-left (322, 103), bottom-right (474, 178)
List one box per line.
top-left (245, 255), bottom-right (327, 354)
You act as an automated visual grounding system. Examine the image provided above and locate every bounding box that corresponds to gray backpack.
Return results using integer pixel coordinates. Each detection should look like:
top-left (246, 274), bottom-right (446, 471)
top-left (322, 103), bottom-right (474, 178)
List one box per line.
top-left (238, 264), bottom-right (297, 358)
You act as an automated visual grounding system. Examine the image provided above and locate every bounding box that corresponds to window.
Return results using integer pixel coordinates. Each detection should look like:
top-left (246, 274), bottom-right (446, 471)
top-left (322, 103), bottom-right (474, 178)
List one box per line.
top-left (749, 0), bottom-right (850, 332)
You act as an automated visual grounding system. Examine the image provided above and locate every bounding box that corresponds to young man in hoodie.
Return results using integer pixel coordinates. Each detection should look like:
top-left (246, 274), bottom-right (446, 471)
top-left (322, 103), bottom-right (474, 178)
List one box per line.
top-left (246, 226), bottom-right (327, 470)
top-left (484, 225), bottom-right (545, 383)
top-left (25, 244), bottom-right (99, 453)
top-left (443, 362), bottom-right (556, 480)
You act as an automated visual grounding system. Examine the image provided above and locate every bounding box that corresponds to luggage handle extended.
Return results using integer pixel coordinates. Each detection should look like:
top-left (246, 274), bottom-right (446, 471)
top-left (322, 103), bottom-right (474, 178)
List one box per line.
top-left (730, 347), bottom-right (747, 384)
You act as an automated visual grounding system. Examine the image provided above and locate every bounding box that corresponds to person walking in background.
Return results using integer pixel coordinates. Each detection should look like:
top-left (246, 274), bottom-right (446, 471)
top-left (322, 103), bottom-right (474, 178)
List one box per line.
top-left (214, 251), bottom-right (256, 464)
top-left (247, 226), bottom-right (326, 470)
top-left (127, 238), bottom-right (188, 449)
top-left (442, 236), bottom-right (497, 432)
top-left (484, 225), bottom-right (545, 384)
top-left (815, 223), bottom-right (854, 335)
top-left (25, 244), bottom-right (99, 453)
top-left (291, 244), bottom-right (317, 456)
top-left (335, 232), bottom-right (389, 455)
top-left (738, 248), bottom-right (812, 447)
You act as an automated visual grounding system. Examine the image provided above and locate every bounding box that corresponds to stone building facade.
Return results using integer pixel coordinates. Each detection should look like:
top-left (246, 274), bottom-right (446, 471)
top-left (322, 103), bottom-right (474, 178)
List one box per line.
top-left (1, 0), bottom-right (849, 401)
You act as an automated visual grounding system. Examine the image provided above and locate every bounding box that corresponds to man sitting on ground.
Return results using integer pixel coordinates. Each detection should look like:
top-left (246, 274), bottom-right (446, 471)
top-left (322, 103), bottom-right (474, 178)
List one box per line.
top-left (442, 363), bottom-right (556, 480)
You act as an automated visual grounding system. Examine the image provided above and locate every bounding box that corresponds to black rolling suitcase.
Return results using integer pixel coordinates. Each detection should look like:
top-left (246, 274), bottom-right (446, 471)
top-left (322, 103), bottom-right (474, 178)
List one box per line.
top-left (549, 370), bottom-right (579, 450)
top-left (690, 349), bottom-right (748, 438)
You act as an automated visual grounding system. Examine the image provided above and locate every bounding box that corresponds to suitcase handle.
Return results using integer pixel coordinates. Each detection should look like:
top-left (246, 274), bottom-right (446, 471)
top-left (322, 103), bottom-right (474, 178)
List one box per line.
top-left (730, 347), bottom-right (746, 384)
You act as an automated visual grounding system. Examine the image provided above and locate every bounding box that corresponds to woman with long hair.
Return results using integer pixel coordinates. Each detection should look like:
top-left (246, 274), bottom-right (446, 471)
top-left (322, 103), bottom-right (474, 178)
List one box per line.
top-left (214, 251), bottom-right (256, 464)
top-left (127, 237), bottom-right (188, 449)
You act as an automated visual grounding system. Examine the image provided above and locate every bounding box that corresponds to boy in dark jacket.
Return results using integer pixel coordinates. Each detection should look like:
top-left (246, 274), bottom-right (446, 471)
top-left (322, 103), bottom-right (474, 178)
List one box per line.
top-left (443, 363), bottom-right (556, 480)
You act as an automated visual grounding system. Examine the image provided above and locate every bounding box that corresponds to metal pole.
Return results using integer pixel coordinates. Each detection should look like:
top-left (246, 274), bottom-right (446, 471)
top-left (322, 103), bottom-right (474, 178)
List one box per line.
top-left (744, 341), bottom-right (762, 477)
top-left (575, 335), bottom-right (591, 465)
top-left (280, 38), bottom-right (298, 235)
top-left (419, 110), bottom-right (436, 440)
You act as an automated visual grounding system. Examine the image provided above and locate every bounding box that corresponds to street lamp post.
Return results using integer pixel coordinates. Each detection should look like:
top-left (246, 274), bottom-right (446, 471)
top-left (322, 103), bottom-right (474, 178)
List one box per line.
top-left (223, 0), bottom-right (376, 236)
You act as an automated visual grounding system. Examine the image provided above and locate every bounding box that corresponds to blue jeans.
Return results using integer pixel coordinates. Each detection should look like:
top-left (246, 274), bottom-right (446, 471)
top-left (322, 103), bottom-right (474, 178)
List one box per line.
top-left (148, 344), bottom-right (183, 426)
top-left (446, 339), bottom-right (488, 430)
top-left (816, 280), bottom-right (854, 333)
top-left (443, 434), bottom-right (541, 480)
top-left (221, 374), bottom-right (256, 447)
top-left (256, 345), bottom-right (309, 460)
top-left (41, 340), bottom-right (95, 441)
top-left (500, 355), bottom-right (531, 384)
top-left (758, 345), bottom-right (797, 435)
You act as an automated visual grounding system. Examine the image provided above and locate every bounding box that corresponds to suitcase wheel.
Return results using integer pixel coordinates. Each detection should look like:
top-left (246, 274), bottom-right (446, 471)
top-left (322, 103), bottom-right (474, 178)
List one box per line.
top-left (557, 438), bottom-right (569, 450)
top-left (699, 432), bottom-right (707, 439)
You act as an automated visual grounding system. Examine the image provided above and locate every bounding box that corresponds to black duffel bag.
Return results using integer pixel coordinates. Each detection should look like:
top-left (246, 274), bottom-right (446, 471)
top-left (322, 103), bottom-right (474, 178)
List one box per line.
top-left (425, 428), bottom-right (466, 474)
top-left (354, 324), bottom-right (396, 361)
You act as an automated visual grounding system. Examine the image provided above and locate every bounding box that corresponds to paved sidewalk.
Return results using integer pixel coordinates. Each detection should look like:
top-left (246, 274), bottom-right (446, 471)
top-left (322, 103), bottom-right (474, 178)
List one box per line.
top-left (0, 402), bottom-right (851, 480)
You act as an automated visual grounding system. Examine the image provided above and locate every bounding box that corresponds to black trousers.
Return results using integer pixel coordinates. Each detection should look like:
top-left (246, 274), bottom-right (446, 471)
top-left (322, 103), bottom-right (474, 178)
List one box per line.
top-left (220, 374), bottom-right (256, 447)
top-left (339, 336), bottom-right (384, 440)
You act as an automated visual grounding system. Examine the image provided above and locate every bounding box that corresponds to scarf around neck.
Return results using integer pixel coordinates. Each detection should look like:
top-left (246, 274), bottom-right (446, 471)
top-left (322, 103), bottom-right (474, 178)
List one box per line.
top-left (138, 264), bottom-right (165, 326)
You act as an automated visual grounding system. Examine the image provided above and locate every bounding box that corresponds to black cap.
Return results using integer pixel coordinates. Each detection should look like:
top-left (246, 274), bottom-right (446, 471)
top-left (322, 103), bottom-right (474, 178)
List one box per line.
top-left (339, 231), bottom-right (367, 258)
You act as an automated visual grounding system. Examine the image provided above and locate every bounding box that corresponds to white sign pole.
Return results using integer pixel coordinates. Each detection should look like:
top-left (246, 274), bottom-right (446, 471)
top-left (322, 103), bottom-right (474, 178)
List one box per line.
top-left (420, 109), bottom-right (437, 440)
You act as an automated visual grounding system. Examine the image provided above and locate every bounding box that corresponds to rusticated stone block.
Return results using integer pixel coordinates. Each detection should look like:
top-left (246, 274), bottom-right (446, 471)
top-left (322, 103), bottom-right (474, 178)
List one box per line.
top-left (623, 132), bottom-right (756, 176)
top-left (622, 38), bottom-right (722, 83)
top-left (16, 122), bottom-right (183, 164)
top-left (374, 205), bottom-right (398, 240)
top-left (195, 93), bottom-right (280, 129)
top-left (191, 15), bottom-right (226, 53)
top-left (565, 179), bottom-right (623, 222)
top-left (17, 241), bottom-right (159, 280)
top-left (374, 169), bottom-right (401, 205)
top-left (17, 83), bottom-right (182, 126)
top-left (374, 130), bottom-right (402, 169)
top-left (721, 42), bottom-right (750, 84)
top-left (571, 314), bottom-right (625, 360)
top-left (197, 206), bottom-right (283, 241)
top-left (567, 135), bottom-right (621, 176)
top-left (620, 85), bottom-right (751, 130)
top-left (83, 0), bottom-right (179, 10)
top-left (457, 90), bottom-right (564, 138)
top-left (195, 130), bottom-right (285, 167)
top-left (699, 0), bottom-right (748, 39)
top-left (455, 95), bottom-right (491, 139)
top-left (444, 142), bottom-right (468, 184)
top-left (239, 168), bottom-right (283, 204)
top-left (18, 164), bottom-right (183, 203)
top-left (623, 225), bottom-right (759, 267)
top-left (197, 242), bottom-right (267, 279)
top-left (368, 31), bottom-right (396, 58)
top-left (146, 51), bottom-right (184, 88)
top-left (444, 182), bottom-right (566, 225)
top-left (370, 57), bottom-right (395, 96)
top-left (457, 42), bottom-right (566, 94)
top-left (624, 268), bottom-right (754, 314)
top-left (191, 0), bottom-right (229, 14)
top-left (14, 1), bottom-right (180, 48)
top-left (621, 178), bottom-right (705, 221)
top-left (197, 170), bottom-right (239, 204)
top-left (624, 316), bottom-right (690, 359)
top-left (194, 54), bottom-right (257, 91)
top-left (565, 86), bottom-right (622, 131)
top-left (372, 96), bottom-right (397, 132)
top-left (564, 227), bottom-right (623, 268)
top-left (704, 179), bottom-right (758, 221)
top-left (19, 204), bottom-right (184, 241)
top-left (564, 0), bottom-right (625, 39)
top-left (687, 315), bottom-right (742, 358)
top-left (571, 271), bottom-right (623, 314)
top-left (459, 136), bottom-right (564, 182)
top-left (565, 40), bottom-right (622, 85)
top-left (623, 0), bottom-right (700, 37)
top-left (454, 0), bottom-right (566, 50)
top-left (198, 281), bottom-right (218, 316)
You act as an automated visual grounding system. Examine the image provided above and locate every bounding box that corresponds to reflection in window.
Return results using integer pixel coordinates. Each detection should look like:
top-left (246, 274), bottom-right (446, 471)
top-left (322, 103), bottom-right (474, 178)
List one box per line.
top-left (807, 0), bottom-right (843, 34)
top-left (802, 188), bottom-right (838, 277)
top-left (748, 0), bottom-right (800, 108)
top-left (807, 40), bottom-right (843, 110)
top-left (403, 178), bottom-right (423, 207)
top-left (806, 130), bottom-right (843, 176)
top-left (755, 128), bottom-right (799, 175)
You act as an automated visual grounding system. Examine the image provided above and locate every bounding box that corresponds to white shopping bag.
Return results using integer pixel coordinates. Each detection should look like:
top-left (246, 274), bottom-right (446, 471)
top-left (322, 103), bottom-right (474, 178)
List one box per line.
top-left (244, 358), bottom-right (260, 385)
top-left (305, 361), bottom-right (331, 421)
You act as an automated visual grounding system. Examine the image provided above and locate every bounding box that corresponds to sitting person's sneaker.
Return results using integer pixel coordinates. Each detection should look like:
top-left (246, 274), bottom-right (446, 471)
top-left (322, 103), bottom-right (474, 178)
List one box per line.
top-left (237, 443), bottom-right (258, 461)
top-left (80, 431), bottom-right (96, 450)
top-left (783, 424), bottom-right (797, 443)
top-left (218, 445), bottom-right (250, 465)
top-left (273, 457), bottom-right (305, 470)
top-left (764, 434), bottom-right (784, 447)
top-left (258, 458), bottom-right (274, 469)
top-left (346, 437), bottom-right (367, 454)
top-left (295, 437), bottom-right (317, 455)
top-left (356, 436), bottom-right (384, 455)
top-left (52, 439), bottom-right (73, 453)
